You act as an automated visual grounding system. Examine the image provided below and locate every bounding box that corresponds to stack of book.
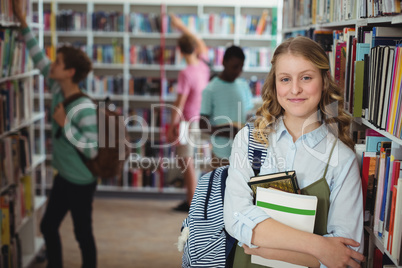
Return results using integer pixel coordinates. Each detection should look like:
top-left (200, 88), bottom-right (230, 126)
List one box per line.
top-left (248, 171), bottom-right (318, 267)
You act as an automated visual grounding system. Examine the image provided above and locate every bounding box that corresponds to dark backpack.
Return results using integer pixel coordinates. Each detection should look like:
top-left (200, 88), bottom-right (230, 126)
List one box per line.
top-left (178, 123), bottom-right (267, 268)
top-left (57, 92), bottom-right (130, 179)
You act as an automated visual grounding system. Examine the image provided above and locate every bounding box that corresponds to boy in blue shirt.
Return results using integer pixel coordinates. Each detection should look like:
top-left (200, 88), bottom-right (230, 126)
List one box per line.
top-left (200, 45), bottom-right (254, 168)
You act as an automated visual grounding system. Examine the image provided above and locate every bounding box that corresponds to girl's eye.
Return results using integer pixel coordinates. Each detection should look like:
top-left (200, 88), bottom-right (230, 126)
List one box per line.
top-left (302, 76), bottom-right (312, 81)
top-left (280, 77), bottom-right (290, 82)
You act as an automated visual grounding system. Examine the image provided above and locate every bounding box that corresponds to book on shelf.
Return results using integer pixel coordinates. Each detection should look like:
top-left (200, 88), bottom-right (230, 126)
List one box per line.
top-left (91, 11), bottom-right (124, 32)
top-left (382, 142), bottom-right (402, 250)
top-left (362, 151), bottom-right (377, 223)
top-left (56, 9), bottom-right (87, 31)
top-left (365, 129), bottom-right (391, 153)
top-left (248, 170), bottom-right (299, 199)
top-left (385, 44), bottom-right (402, 136)
top-left (343, 28), bottom-right (356, 113)
top-left (388, 178), bottom-right (402, 259)
top-left (373, 148), bottom-right (388, 235)
top-left (352, 60), bottom-right (364, 117)
top-left (129, 12), bottom-right (161, 33)
top-left (252, 187), bottom-right (317, 268)
top-left (370, 46), bottom-right (395, 130)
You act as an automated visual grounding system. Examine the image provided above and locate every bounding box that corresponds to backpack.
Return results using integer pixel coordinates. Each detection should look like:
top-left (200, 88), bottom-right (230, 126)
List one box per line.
top-left (178, 123), bottom-right (267, 268)
top-left (57, 92), bottom-right (130, 179)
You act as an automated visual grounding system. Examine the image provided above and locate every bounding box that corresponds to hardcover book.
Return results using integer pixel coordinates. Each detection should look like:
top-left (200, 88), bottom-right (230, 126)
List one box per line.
top-left (252, 187), bottom-right (318, 267)
top-left (248, 170), bottom-right (299, 199)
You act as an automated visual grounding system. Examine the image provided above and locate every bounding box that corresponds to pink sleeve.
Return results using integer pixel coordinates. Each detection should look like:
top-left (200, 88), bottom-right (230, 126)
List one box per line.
top-left (176, 71), bottom-right (190, 95)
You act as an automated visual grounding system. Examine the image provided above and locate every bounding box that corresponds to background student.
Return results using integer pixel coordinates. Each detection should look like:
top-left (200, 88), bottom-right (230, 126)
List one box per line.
top-left (13, 0), bottom-right (99, 267)
top-left (224, 36), bottom-right (365, 267)
top-left (199, 45), bottom-right (254, 168)
top-left (166, 14), bottom-right (210, 212)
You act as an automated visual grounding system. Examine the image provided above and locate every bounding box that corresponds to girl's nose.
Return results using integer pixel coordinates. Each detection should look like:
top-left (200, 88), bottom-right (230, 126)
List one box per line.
top-left (290, 81), bottom-right (302, 95)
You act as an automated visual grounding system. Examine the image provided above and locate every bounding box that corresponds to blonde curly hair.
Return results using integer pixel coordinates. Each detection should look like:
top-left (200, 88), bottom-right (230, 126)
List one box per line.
top-left (253, 36), bottom-right (354, 150)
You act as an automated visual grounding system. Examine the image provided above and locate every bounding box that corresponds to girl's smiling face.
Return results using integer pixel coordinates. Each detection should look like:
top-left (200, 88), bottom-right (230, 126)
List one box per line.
top-left (275, 53), bottom-right (323, 122)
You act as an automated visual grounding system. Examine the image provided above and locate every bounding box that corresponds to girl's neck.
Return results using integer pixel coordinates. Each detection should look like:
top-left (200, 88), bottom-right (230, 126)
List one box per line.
top-left (60, 80), bottom-right (81, 98)
top-left (184, 53), bottom-right (199, 65)
top-left (283, 113), bottom-right (321, 142)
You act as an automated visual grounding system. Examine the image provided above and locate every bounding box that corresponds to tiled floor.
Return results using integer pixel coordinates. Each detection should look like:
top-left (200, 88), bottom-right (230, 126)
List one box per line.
top-left (29, 197), bottom-right (187, 268)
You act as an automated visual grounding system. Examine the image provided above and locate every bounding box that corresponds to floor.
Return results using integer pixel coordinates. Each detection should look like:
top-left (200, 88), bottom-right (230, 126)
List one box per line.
top-left (29, 197), bottom-right (187, 268)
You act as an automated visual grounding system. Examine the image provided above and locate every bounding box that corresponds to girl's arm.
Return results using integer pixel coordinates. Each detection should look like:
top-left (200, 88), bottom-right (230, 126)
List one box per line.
top-left (252, 216), bottom-right (363, 267)
top-left (13, 0), bottom-right (52, 84)
top-left (170, 13), bottom-right (208, 57)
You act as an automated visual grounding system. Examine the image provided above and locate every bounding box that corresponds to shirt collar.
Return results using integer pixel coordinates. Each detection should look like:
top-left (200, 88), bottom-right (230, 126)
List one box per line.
top-left (273, 116), bottom-right (328, 148)
top-left (274, 117), bottom-right (288, 142)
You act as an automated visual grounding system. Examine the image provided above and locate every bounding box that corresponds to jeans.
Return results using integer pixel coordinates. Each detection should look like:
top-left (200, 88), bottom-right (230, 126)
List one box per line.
top-left (40, 173), bottom-right (97, 268)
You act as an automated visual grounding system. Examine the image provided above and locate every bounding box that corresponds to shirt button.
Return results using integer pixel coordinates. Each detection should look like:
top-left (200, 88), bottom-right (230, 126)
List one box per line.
top-left (234, 212), bottom-right (239, 217)
top-left (290, 144), bottom-right (295, 150)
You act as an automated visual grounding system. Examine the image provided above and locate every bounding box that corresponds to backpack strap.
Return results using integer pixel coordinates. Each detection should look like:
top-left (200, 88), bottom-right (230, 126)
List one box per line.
top-left (55, 92), bottom-right (95, 166)
top-left (55, 92), bottom-right (91, 139)
top-left (246, 123), bottom-right (267, 176)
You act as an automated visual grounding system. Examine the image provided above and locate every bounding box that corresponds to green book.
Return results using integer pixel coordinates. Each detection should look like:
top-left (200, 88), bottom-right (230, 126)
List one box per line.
top-left (353, 60), bottom-right (365, 117)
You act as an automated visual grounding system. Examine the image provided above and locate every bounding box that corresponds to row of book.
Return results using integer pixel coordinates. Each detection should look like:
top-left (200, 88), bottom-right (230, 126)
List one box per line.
top-left (0, 80), bottom-right (32, 134)
top-left (110, 44), bottom-right (275, 69)
top-left (129, 45), bottom-right (161, 65)
top-left (43, 10), bottom-right (274, 36)
top-left (243, 47), bottom-right (272, 68)
top-left (128, 77), bottom-right (163, 97)
top-left (0, 130), bottom-right (32, 188)
top-left (92, 11), bottom-right (125, 32)
top-left (91, 76), bottom-right (176, 98)
top-left (361, 0), bottom-right (402, 18)
top-left (128, 12), bottom-right (161, 34)
top-left (92, 75), bottom-right (124, 96)
top-left (283, 0), bottom-right (401, 29)
top-left (358, 129), bottom-right (402, 265)
top-left (92, 43), bottom-right (124, 64)
top-left (126, 168), bottom-right (168, 188)
top-left (166, 13), bottom-right (235, 35)
top-left (0, 186), bottom-right (30, 268)
top-left (91, 73), bottom-right (262, 99)
top-left (283, 0), bottom-right (312, 29)
top-left (53, 10), bottom-right (87, 32)
top-left (0, 29), bottom-right (33, 78)
top-left (327, 26), bottom-right (402, 139)
top-left (239, 10), bottom-right (277, 36)
top-left (248, 77), bottom-right (264, 97)
top-left (44, 43), bottom-right (87, 63)
top-left (44, 10), bottom-right (125, 32)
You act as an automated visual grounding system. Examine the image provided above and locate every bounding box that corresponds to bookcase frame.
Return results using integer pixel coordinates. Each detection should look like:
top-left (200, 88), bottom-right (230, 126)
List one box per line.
top-left (282, 0), bottom-right (402, 267)
top-left (31, 0), bottom-right (281, 196)
top-left (0, 0), bottom-right (47, 266)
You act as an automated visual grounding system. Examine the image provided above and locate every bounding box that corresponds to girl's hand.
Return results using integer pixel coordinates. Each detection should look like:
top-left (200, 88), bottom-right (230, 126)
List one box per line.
top-left (315, 236), bottom-right (364, 268)
top-left (166, 124), bottom-right (178, 144)
top-left (169, 13), bottom-right (184, 30)
top-left (12, 0), bottom-right (28, 28)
